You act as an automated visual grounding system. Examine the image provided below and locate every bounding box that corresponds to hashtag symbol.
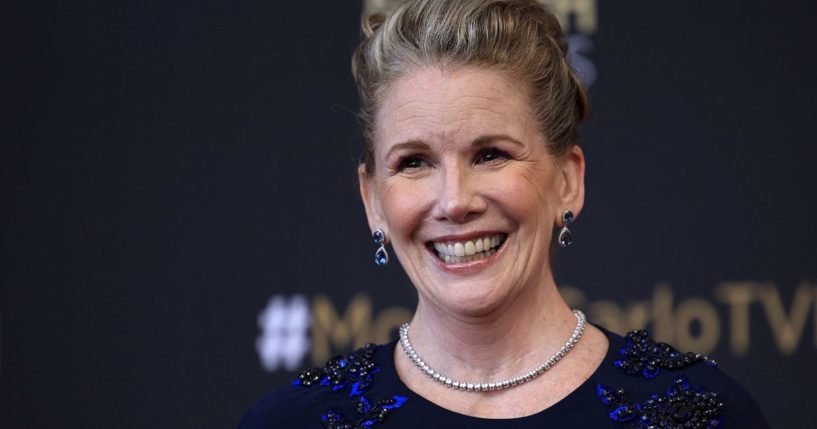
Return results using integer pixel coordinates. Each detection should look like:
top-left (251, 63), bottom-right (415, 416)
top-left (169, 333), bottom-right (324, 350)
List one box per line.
top-left (255, 294), bottom-right (311, 372)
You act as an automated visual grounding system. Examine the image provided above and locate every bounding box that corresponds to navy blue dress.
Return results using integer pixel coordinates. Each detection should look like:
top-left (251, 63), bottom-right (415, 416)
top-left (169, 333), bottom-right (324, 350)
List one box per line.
top-left (239, 328), bottom-right (769, 428)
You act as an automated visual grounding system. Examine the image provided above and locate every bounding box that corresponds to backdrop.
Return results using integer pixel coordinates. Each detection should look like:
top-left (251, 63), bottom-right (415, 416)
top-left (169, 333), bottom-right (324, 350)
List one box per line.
top-left (3, 0), bottom-right (816, 427)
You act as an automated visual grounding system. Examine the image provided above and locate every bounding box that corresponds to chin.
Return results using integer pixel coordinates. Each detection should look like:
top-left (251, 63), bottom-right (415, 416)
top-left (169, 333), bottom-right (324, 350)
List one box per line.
top-left (409, 240), bottom-right (532, 317)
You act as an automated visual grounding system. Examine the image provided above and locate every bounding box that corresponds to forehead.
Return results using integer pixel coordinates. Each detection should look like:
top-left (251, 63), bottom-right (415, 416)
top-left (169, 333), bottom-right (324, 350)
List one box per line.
top-left (373, 67), bottom-right (538, 147)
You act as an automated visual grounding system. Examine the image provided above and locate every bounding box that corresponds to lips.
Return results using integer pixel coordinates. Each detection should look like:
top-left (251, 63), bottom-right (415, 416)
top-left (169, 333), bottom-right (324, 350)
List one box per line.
top-left (428, 234), bottom-right (507, 263)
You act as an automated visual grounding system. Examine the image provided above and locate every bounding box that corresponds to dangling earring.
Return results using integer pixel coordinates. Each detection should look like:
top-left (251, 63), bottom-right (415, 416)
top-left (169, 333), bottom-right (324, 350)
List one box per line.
top-left (558, 209), bottom-right (574, 247)
top-left (372, 229), bottom-right (389, 266)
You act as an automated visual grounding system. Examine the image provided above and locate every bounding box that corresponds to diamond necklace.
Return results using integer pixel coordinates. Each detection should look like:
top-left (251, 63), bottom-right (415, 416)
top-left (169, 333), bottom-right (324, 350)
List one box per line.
top-left (398, 309), bottom-right (586, 392)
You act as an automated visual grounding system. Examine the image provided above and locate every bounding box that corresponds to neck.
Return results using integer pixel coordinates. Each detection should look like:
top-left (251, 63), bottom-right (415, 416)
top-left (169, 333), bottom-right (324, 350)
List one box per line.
top-left (406, 277), bottom-right (577, 382)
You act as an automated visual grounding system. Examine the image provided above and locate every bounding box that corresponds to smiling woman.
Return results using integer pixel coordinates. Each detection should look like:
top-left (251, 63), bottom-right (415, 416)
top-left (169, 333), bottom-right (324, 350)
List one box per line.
top-left (359, 66), bottom-right (584, 321)
top-left (239, 1), bottom-right (770, 427)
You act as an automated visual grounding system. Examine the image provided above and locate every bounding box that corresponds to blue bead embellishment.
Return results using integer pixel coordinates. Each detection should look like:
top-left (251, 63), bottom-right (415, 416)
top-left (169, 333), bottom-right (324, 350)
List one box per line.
top-left (642, 364), bottom-right (660, 380)
top-left (296, 344), bottom-right (408, 429)
top-left (610, 405), bottom-right (636, 422)
top-left (350, 382), bottom-right (365, 397)
top-left (320, 395), bottom-right (408, 429)
top-left (295, 344), bottom-right (378, 395)
top-left (597, 375), bottom-right (724, 428)
top-left (615, 330), bottom-right (717, 379)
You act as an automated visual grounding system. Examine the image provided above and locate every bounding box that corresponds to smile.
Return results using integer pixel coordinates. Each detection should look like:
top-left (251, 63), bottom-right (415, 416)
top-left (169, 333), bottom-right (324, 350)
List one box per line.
top-left (429, 234), bottom-right (507, 264)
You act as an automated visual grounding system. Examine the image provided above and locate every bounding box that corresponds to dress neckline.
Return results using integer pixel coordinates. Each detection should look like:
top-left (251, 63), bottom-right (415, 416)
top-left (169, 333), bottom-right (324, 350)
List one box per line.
top-left (374, 324), bottom-right (617, 424)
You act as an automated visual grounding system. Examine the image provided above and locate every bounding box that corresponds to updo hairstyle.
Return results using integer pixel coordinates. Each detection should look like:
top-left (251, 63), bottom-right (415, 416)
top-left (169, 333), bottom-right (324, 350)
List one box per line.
top-left (352, 0), bottom-right (589, 175)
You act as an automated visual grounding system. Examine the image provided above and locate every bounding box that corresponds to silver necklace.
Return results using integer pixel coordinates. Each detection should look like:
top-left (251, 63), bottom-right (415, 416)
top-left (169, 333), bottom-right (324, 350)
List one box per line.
top-left (398, 309), bottom-right (586, 392)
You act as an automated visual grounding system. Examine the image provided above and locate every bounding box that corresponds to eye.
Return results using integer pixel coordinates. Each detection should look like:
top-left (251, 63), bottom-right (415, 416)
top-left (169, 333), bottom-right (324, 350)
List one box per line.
top-left (476, 147), bottom-right (509, 165)
top-left (396, 155), bottom-right (430, 172)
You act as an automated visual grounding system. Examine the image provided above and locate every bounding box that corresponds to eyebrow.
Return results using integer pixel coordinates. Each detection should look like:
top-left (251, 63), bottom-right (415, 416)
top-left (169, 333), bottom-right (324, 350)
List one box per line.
top-left (385, 140), bottom-right (429, 160)
top-left (472, 134), bottom-right (525, 148)
top-left (385, 134), bottom-right (524, 159)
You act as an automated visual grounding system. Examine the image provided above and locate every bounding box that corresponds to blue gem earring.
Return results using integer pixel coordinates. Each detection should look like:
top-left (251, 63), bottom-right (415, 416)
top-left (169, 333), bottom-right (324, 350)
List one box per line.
top-left (558, 209), bottom-right (574, 247)
top-left (373, 229), bottom-right (389, 266)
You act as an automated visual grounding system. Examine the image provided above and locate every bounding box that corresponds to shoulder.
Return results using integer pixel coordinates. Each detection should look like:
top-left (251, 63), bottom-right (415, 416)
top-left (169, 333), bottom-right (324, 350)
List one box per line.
top-left (594, 328), bottom-right (770, 428)
top-left (238, 384), bottom-right (309, 428)
top-left (238, 343), bottom-right (408, 429)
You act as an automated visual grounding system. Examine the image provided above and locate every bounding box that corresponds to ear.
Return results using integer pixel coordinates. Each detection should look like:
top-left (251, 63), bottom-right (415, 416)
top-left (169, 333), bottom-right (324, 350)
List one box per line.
top-left (358, 163), bottom-right (386, 233)
top-left (557, 145), bottom-right (586, 222)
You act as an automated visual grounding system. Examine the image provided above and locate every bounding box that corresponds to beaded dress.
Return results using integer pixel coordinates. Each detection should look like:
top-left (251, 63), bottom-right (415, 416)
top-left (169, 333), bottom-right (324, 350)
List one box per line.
top-left (239, 327), bottom-right (769, 428)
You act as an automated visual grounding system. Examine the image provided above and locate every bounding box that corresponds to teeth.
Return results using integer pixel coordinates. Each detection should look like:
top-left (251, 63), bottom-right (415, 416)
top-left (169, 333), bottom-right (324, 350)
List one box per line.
top-left (439, 249), bottom-right (497, 264)
top-left (431, 234), bottom-right (505, 263)
top-left (453, 242), bottom-right (465, 257)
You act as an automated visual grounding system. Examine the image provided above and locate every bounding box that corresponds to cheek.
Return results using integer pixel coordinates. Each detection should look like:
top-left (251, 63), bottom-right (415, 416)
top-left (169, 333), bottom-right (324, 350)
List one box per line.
top-left (486, 164), bottom-right (559, 219)
top-left (377, 180), bottom-right (430, 237)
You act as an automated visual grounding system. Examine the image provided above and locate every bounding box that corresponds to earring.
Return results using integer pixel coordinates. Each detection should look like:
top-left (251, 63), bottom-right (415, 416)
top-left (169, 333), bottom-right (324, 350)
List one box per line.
top-left (558, 209), bottom-right (574, 247)
top-left (373, 229), bottom-right (389, 266)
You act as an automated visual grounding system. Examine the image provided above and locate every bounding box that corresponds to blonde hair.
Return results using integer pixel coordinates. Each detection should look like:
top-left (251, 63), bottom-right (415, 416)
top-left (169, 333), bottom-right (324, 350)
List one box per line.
top-left (352, 0), bottom-right (589, 175)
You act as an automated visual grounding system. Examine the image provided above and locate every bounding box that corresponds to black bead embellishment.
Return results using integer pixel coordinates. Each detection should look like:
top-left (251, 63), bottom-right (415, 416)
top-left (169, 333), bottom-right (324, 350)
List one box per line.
top-left (294, 344), bottom-right (379, 394)
top-left (321, 395), bottom-right (408, 429)
top-left (615, 330), bottom-right (717, 379)
top-left (294, 344), bottom-right (408, 428)
top-left (597, 375), bottom-right (724, 428)
top-left (321, 410), bottom-right (354, 429)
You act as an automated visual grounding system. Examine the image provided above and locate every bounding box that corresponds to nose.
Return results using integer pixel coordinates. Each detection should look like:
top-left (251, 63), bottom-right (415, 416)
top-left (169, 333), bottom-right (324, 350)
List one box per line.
top-left (431, 161), bottom-right (486, 223)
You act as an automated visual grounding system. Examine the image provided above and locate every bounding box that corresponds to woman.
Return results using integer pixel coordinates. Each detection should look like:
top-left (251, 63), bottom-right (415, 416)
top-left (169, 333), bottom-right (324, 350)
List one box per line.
top-left (241, 1), bottom-right (769, 427)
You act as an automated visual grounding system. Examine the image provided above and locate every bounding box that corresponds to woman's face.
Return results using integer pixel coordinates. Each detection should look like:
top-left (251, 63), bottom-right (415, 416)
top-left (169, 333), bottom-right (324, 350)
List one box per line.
top-left (359, 67), bottom-right (584, 317)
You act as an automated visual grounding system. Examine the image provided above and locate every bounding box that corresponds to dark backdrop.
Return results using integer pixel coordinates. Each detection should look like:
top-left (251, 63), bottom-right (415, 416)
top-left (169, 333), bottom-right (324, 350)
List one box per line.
top-left (3, 0), bottom-right (816, 427)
